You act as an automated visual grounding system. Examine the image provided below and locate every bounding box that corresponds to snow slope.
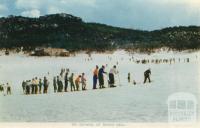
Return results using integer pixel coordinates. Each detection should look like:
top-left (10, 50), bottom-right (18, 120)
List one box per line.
top-left (0, 50), bottom-right (199, 122)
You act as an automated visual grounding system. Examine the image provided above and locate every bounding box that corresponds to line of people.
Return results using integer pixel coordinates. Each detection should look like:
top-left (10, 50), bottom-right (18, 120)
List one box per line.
top-left (53, 71), bottom-right (87, 93)
top-left (51, 65), bottom-right (121, 94)
top-left (22, 76), bottom-right (49, 95)
top-left (19, 65), bottom-right (151, 95)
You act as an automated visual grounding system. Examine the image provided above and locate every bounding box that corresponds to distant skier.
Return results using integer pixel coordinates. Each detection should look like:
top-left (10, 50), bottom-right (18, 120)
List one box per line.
top-left (31, 78), bottom-right (35, 94)
top-left (108, 65), bottom-right (118, 87)
top-left (64, 72), bottom-right (69, 92)
top-left (22, 80), bottom-right (26, 93)
top-left (144, 68), bottom-right (151, 84)
top-left (98, 65), bottom-right (107, 89)
top-left (53, 77), bottom-right (57, 93)
top-left (6, 83), bottom-right (11, 95)
top-left (56, 76), bottom-right (60, 92)
top-left (35, 77), bottom-right (39, 94)
top-left (0, 84), bottom-right (4, 92)
top-left (43, 77), bottom-right (49, 94)
top-left (38, 78), bottom-right (42, 94)
top-left (69, 73), bottom-right (75, 91)
top-left (187, 58), bottom-right (190, 63)
top-left (60, 77), bottom-right (64, 92)
top-left (81, 73), bottom-right (87, 90)
top-left (128, 73), bottom-right (131, 83)
top-left (93, 65), bottom-right (99, 89)
top-left (57, 76), bottom-right (63, 92)
top-left (26, 80), bottom-right (31, 95)
top-left (75, 75), bottom-right (81, 91)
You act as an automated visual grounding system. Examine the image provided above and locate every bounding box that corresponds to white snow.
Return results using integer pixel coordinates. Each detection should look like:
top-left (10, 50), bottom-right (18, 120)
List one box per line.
top-left (0, 50), bottom-right (199, 122)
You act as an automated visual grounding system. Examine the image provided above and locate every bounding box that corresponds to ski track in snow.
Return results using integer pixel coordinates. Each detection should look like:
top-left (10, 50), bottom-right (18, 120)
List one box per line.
top-left (0, 50), bottom-right (200, 122)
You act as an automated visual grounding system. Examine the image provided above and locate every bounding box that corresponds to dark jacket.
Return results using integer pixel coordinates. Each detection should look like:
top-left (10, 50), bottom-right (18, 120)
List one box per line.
top-left (144, 69), bottom-right (151, 76)
top-left (98, 68), bottom-right (106, 77)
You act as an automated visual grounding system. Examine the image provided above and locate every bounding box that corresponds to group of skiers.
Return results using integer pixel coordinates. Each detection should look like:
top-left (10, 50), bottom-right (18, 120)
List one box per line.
top-left (93, 65), bottom-right (119, 89)
top-left (5, 65), bottom-right (152, 96)
top-left (53, 69), bottom-right (87, 93)
top-left (22, 77), bottom-right (49, 95)
top-left (19, 65), bottom-right (151, 95)
top-left (0, 83), bottom-right (11, 95)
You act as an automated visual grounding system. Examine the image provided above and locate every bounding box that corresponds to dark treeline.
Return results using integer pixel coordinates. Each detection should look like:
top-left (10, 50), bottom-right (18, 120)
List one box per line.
top-left (0, 13), bottom-right (200, 52)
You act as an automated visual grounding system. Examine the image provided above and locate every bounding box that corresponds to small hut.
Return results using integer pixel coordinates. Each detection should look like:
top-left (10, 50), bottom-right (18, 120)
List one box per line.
top-left (32, 48), bottom-right (70, 57)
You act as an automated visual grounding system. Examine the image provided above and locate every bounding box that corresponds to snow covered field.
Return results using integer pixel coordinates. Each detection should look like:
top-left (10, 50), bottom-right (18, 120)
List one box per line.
top-left (0, 50), bottom-right (199, 122)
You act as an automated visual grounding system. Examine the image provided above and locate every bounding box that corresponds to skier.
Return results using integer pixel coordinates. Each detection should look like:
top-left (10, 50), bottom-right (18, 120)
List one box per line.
top-left (57, 76), bottom-right (63, 92)
top-left (38, 78), bottom-right (42, 94)
top-left (31, 78), bottom-right (35, 94)
top-left (128, 73), bottom-right (131, 83)
top-left (0, 84), bottom-right (4, 92)
top-left (187, 58), bottom-right (190, 63)
top-left (56, 76), bottom-right (60, 92)
top-left (26, 80), bottom-right (31, 95)
top-left (53, 77), bottom-right (57, 93)
top-left (108, 65), bottom-right (118, 87)
top-left (64, 72), bottom-right (69, 92)
top-left (69, 73), bottom-right (75, 91)
top-left (75, 75), bottom-right (81, 91)
top-left (93, 65), bottom-right (99, 89)
top-left (6, 83), bottom-right (11, 95)
top-left (59, 76), bottom-right (64, 92)
top-left (98, 65), bottom-right (107, 89)
top-left (35, 77), bottom-right (39, 94)
top-left (144, 68), bottom-right (151, 84)
top-left (43, 77), bottom-right (49, 94)
top-left (81, 73), bottom-right (87, 90)
top-left (22, 80), bottom-right (26, 94)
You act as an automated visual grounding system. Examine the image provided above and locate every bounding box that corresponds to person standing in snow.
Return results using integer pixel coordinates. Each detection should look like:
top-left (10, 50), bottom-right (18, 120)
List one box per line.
top-left (56, 76), bottom-right (60, 92)
top-left (6, 83), bottom-right (11, 95)
top-left (98, 65), bottom-right (107, 89)
top-left (109, 65), bottom-right (118, 87)
top-left (69, 73), bottom-right (75, 91)
top-left (25, 80), bottom-right (31, 95)
top-left (38, 78), bottom-right (42, 94)
top-left (81, 73), bottom-right (87, 90)
top-left (35, 77), bottom-right (39, 94)
top-left (93, 65), bottom-right (99, 89)
top-left (57, 75), bottom-right (63, 92)
top-left (144, 68), bottom-right (151, 84)
top-left (22, 80), bottom-right (26, 94)
top-left (128, 73), bottom-right (131, 83)
top-left (0, 84), bottom-right (4, 92)
top-left (59, 76), bottom-right (64, 92)
top-left (64, 72), bottom-right (69, 92)
top-left (75, 75), bottom-right (81, 91)
top-left (53, 77), bottom-right (57, 93)
top-left (43, 76), bottom-right (48, 94)
top-left (31, 78), bottom-right (35, 94)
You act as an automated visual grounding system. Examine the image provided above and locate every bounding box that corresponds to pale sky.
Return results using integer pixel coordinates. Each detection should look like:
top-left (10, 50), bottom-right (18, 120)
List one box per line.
top-left (0, 0), bottom-right (200, 30)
